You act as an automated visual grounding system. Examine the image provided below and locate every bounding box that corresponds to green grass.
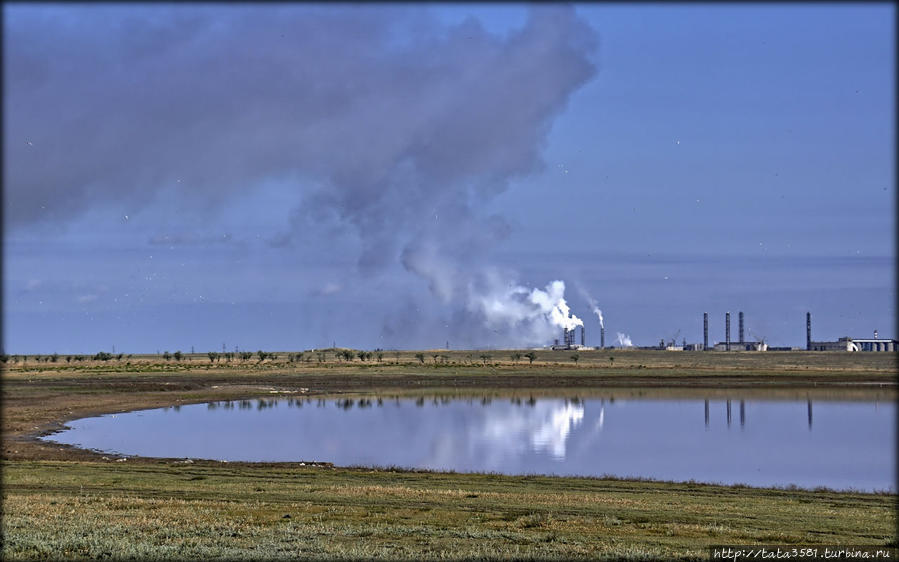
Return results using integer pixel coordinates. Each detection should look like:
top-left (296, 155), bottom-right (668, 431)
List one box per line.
top-left (2, 352), bottom-right (895, 560)
top-left (3, 461), bottom-right (895, 560)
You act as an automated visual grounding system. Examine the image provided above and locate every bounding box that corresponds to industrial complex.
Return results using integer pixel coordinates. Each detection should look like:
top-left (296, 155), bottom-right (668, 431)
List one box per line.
top-left (549, 311), bottom-right (896, 352)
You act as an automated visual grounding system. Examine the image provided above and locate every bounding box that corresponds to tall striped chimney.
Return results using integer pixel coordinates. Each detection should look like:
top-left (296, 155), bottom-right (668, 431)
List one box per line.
top-left (725, 312), bottom-right (731, 351)
top-left (703, 312), bottom-right (708, 351)
top-left (739, 311), bottom-right (744, 344)
top-left (806, 312), bottom-right (811, 351)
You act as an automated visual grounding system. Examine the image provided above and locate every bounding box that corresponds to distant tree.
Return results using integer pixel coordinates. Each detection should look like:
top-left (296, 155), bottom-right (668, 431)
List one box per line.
top-left (50, 353), bottom-right (59, 363)
top-left (0, 355), bottom-right (8, 364)
top-left (257, 350), bottom-right (266, 362)
top-left (173, 351), bottom-right (183, 362)
top-left (479, 354), bottom-right (491, 365)
top-left (65, 356), bottom-right (72, 363)
top-left (432, 354), bottom-right (440, 364)
top-left (415, 353), bottom-right (425, 364)
top-left (510, 352), bottom-right (522, 364)
top-left (376, 351), bottom-right (383, 363)
top-left (316, 352), bottom-right (326, 363)
top-left (524, 352), bottom-right (537, 365)
top-left (295, 352), bottom-right (304, 363)
top-left (162, 351), bottom-right (171, 361)
top-left (240, 351), bottom-right (253, 361)
top-left (608, 356), bottom-right (614, 367)
top-left (571, 353), bottom-right (580, 365)
top-left (208, 351), bottom-right (218, 363)
top-left (358, 351), bottom-right (368, 362)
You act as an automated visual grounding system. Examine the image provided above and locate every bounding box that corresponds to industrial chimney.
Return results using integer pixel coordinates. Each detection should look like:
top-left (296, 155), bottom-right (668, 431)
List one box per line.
top-left (739, 311), bottom-right (744, 344)
top-left (806, 312), bottom-right (811, 351)
top-left (703, 312), bottom-right (709, 351)
top-left (601, 326), bottom-right (605, 349)
top-left (581, 325), bottom-right (585, 347)
top-left (725, 312), bottom-right (731, 351)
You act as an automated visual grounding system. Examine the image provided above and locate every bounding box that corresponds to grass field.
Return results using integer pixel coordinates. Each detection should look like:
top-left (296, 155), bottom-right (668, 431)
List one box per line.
top-left (2, 350), bottom-right (896, 559)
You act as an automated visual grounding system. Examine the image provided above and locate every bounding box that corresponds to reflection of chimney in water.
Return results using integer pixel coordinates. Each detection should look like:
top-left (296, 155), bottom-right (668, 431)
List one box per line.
top-left (704, 399), bottom-right (709, 429)
top-left (807, 399), bottom-right (813, 429)
top-left (740, 400), bottom-right (745, 428)
top-left (726, 399), bottom-right (732, 427)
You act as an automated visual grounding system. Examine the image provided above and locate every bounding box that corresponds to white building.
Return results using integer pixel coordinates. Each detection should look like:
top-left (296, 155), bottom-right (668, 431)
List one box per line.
top-left (809, 337), bottom-right (896, 352)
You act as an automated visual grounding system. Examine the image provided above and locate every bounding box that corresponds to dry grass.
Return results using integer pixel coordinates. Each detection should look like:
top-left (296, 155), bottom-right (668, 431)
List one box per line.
top-left (1, 352), bottom-right (895, 559)
top-left (3, 461), bottom-right (895, 560)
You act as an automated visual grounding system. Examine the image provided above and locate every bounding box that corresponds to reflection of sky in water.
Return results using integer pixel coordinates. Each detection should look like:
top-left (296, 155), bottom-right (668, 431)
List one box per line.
top-left (45, 397), bottom-right (895, 492)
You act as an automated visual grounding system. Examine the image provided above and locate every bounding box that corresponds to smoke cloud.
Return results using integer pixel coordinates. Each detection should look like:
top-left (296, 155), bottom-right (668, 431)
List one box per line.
top-left (616, 333), bottom-right (633, 347)
top-left (579, 289), bottom-right (605, 329)
top-left (5, 5), bottom-right (598, 346)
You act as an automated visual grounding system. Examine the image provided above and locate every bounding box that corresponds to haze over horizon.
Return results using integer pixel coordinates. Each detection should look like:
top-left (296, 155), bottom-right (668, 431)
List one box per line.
top-left (3, 3), bottom-right (895, 354)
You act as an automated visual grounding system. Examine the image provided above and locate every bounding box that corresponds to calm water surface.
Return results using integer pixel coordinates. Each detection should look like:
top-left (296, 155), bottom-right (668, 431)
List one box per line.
top-left (45, 396), bottom-right (895, 491)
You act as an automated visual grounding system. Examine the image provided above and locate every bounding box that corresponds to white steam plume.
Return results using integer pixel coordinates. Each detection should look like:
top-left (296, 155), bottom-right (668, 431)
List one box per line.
top-left (467, 276), bottom-right (583, 345)
top-left (578, 288), bottom-right (604, 329)
top-left (616, 332), bottom-right (633, 347)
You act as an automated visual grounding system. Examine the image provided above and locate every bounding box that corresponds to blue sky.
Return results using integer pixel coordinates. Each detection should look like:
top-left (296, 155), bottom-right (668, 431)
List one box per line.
top-left (3, 3), bottom-right (894, 354)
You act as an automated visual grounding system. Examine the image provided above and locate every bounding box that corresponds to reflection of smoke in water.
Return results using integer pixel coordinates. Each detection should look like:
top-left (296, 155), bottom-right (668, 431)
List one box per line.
top-left (473, 401), bottom-right (585, 464)
top-left (530, 403), bottom-right (584, 459)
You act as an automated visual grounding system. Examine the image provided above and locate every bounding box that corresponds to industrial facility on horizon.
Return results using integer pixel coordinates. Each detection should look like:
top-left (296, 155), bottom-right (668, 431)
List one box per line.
top-left (549, 311), bottom-right (896, 352)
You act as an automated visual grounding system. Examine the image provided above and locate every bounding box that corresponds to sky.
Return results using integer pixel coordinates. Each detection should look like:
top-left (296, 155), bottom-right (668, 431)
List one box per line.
top-left (3, 3), bottom-right (895, 354)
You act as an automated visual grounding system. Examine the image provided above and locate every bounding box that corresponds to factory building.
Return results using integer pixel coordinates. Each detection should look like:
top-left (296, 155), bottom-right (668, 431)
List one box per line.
top-left (551, 326), bottom-right (594, 350)
top-left (806, 313), bottom-right (896, 351)
top-left (809, 337), bottom-right (897, 352)
top-left (706, 310), bottom-right (766, 351)
top-left (713, 341), bottom-right (768, 352)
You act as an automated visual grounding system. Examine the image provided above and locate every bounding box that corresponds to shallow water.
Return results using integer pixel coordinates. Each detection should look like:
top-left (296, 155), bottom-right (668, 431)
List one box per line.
top-left (45, 396), bottom-right (895, 491)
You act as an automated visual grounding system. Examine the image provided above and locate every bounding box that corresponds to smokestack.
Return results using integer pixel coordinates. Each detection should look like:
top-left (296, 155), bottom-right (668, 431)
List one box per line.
top-left (601, 326), bottom-right (605, 349)
top-left (581, 325), bottom-right (585, 347)
top-left (738, 311), bottom-right (744, 344)
top-left (703, 312), bottom-right (708, 351)
top-left (725, 312), bottom-right (731, 351)
top-left (806, 312), bottom-right (811, 351)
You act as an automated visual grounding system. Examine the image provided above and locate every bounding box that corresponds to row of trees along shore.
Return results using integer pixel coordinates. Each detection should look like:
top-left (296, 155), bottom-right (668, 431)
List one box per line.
top-left (1, 349), bottom-right (593, 366)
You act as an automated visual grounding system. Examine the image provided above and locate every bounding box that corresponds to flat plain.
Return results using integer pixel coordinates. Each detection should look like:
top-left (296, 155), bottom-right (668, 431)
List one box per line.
top-left (2, 349), bottom-right (896, 560)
